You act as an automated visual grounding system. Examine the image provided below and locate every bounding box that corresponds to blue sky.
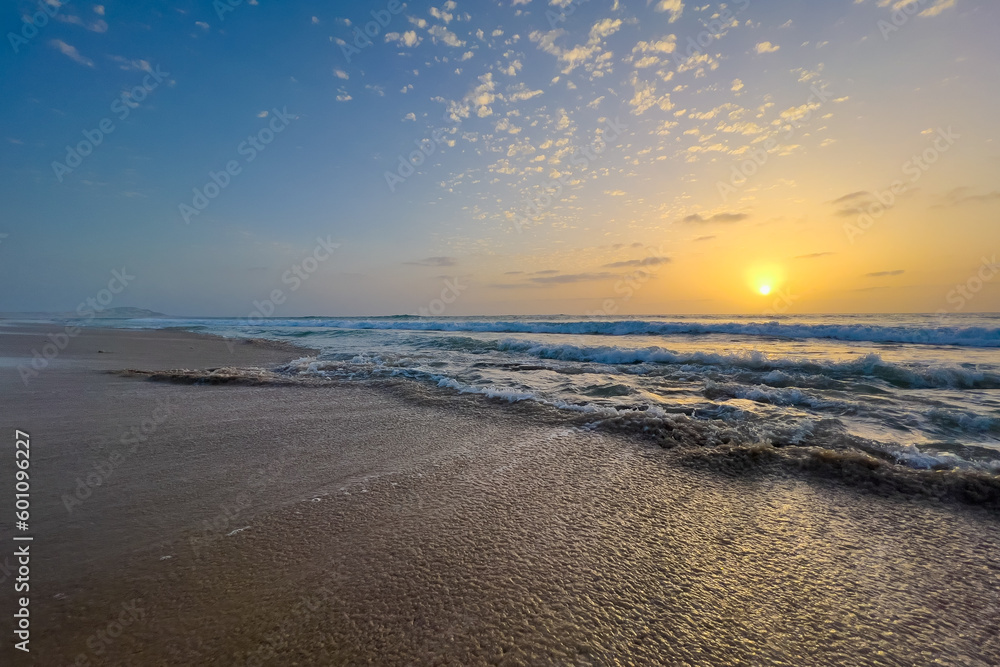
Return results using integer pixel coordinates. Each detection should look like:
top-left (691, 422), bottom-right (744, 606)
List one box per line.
top-left (2, 0), bottom-right (998, 316)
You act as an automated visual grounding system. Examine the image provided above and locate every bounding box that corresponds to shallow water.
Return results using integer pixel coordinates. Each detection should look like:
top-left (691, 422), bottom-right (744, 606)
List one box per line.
top-left (98, 313), bottom-right (1000, 472)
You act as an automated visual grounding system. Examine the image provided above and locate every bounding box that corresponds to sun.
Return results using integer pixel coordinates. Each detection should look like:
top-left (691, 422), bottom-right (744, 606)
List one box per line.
top-left (745, 263), bottom-right (785, 300)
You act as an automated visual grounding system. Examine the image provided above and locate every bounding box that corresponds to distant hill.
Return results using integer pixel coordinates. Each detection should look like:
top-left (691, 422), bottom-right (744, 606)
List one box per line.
top-left (91, 307), bottom-right (168, 319)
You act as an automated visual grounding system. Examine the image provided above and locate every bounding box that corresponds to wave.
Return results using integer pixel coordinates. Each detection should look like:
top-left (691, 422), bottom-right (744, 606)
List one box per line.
top-left (494, 341), bottom-right (1000, 389)
top-left (114, 359), bottom-right (1000, 487)
top-left (114, 317), bottom-right (1000, 348)
top-left (703, 380), bottom-right (853, 411)
top-left (175, 317), bottom-right (1000, 348)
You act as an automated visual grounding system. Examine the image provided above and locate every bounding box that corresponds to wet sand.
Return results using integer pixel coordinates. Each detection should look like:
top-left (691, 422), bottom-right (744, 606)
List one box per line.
top-left (1, 324), bottom-right (999, 666)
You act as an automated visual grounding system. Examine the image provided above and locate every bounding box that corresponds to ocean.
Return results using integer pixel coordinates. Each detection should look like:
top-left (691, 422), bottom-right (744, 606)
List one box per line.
top-left (99, 313), bottom-right (1000, 476)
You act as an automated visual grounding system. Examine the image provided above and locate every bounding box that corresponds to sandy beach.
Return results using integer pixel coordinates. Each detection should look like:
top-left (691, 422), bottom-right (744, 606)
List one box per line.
top-left (2, 324), bottom-right (999, 666)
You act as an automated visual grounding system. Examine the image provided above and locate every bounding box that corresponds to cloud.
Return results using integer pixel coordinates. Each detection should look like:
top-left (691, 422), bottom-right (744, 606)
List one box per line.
top-left (682, 212), bottom-right (748, 224)
top-left (590, 18), bottom-right (623, 40)
top-left (385, 30), bottom-right (422, 47)
top-left (731, 78), bottom-right (744, 92)
top-left (935, 187), bottom-right (1000, 208)
top-left (633, 37), bottom-right (677, 55)
top-left (831, 191), bottom-right (880, 216)
top-left (507, 84), bottom-right (544, 102)
top-left (49, 40), bottom-right (94, 67)
top-left (865, 270), bottom-right (905, 277)
top-left (529, 18), bottom-right (621, 75)
top-left (755, 41), bottom-right (780, 54)
top-left (333, 68), bottom-right (349, 79)
top-left (794, 252), bottom-right (835, 259)
top-left (54, 13), bottom-right (108, 33)
top-left (832, 191), bottom-right (871, 204)
top-left (405, 256), bottom-right (458, 267)
top-left (627, 70), bottom-right (673, 114)
top-left (629, 36), bottom-right (677, 67)
top-left (429, 6), bottom-right (454, 23)
top-left (428, 24), bottom-right (465, 47)
top-left (528, 272), bottom-right (616, 284)
top-left (918, 0), bottom-right (957, 17)
top-left (694, 235), bottom-right (715, 242)
top-left (653, 0), bottom-right (685, 23)
top-left (603, 256), bottom-right (671, 268)
top-left (107, 56), bottom-right (152, 72)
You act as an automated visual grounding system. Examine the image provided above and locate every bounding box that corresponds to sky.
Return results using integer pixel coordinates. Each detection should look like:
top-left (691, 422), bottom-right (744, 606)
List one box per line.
top-left (1, 0), bottom-right (999, 317)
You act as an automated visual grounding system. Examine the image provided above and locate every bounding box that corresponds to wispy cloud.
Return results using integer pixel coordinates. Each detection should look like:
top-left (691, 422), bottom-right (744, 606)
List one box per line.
top-left (603, 256), bottom-right (671, 268)
top-left (933, 187), bottom-right (1000, 208)
top-left (55, 13), bottom-right (108, 33)
top-left (528, 272), bottom-right (616, 285)
top-left (865, 270), bottom-right (905, 277)
top-left (653, 0), bottom-right (685, 23)
top-left (919, 0), bottom-right (957, 18)
top-left (682, 212), bottom-right (748, 224)
top-left (405, 256), bottom-right (458, 267)
top-left (49, 40), bottom-right (94, 67)
top-left (831, 191), bottom-right (878, 217)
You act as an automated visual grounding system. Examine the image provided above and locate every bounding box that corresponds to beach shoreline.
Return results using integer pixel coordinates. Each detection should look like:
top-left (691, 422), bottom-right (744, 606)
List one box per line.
top-left (2, 324), bottom-right (999, 666)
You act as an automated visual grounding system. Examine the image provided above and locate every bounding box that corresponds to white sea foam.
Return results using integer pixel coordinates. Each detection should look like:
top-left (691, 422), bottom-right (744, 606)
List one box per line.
top-left (122, 316), bottom-right (1000, 348)
top-left (494, 340), bottom-right (1000, 389)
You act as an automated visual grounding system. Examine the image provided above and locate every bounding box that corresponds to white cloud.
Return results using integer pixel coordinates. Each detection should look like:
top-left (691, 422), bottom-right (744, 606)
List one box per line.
top-left (919, 0), bottom-right (956, 16)
top-left (429, 6), bottom-right (454, 23)
top-left (54, 12), bottom-right (108, 32)
top-left (653, 0), bottom-right (684, 23)
top-left (731, 78), bottom-right (744, 92)
top-left (333, 68), bottom-right (349, 79)
top-left (589, 18), bottom-right (622, 41)
top-left (755, 41), bottom-right (780, 54)
top-left (632, 37), bottom-right (677, 55)
top-left (108, 56), bottom-right (151, 72)
top-left (529, 19), bottom-right (620, 75)
top-left (627, 71), bottom-right (673, 115)
top-left (49, 40), bottom-right (94, 67)
top-left (428, 24), bottom-right (465, 47)
top-left (508, 85), bottom-right (544, 101)
top-left (385, 31), bottom-right (422, 47)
